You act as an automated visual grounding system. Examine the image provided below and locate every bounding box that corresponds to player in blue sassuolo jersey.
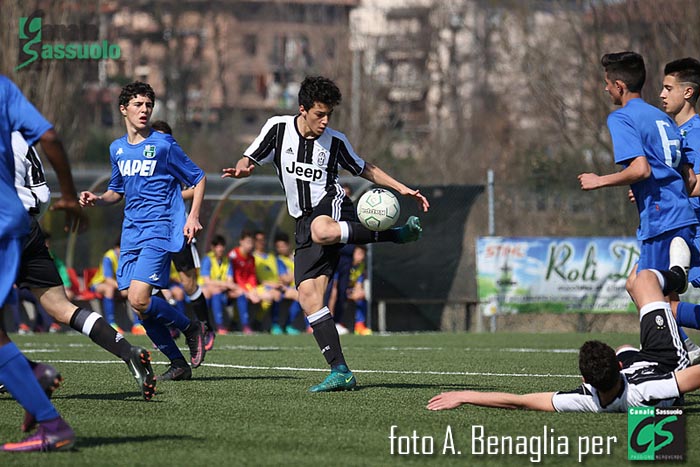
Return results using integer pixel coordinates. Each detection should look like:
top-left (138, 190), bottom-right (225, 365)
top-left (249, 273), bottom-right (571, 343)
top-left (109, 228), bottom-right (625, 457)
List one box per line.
top-left (222, 76), bottom-right (430, 392)
top-left (80, 82), bottom-right (207, 381)
top-left (0, 75), bottom-right (79, 452)
top-left (661, 58), bottom-right (700, 363)
top-left (578, 52), bottom-right (699, 309)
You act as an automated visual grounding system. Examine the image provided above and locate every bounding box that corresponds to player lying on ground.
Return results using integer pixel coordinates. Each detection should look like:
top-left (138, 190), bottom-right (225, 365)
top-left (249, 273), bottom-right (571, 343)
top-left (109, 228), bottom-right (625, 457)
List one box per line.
top-left (428, 238), bottom-right (699, 413)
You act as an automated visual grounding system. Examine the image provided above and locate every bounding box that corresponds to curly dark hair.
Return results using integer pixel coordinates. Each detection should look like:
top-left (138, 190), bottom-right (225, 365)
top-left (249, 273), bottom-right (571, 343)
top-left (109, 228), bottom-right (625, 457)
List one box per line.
top-left (298, 76), bottom-right (342, 111)
top-left (578, 340), bottom-right (620, 392)
top-left (601, 51), bottom-right (646, 93)
top-left (119, 81), bottom-right (155, 108)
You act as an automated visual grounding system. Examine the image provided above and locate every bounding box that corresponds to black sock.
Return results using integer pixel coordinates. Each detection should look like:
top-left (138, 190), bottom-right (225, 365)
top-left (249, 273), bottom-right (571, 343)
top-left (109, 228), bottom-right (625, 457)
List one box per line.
top-left (661, 267), bottom-right (686, 295)
top-left (189, 290), bottom-right (212, 330)
top-left (344, 221), bottom-right (403, 244)
top-left (309, 308), bottom-right (347, 369)
top-left (70, 308), bottom-right (132, 361)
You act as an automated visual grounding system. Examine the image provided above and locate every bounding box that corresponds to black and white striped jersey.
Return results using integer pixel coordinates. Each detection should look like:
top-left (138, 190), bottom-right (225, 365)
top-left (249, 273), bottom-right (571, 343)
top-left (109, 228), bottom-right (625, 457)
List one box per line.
top-left (243, 115), bottom-right (365, 218)
top-left (551, 367), bottom-right (681, 413)
top-left (12, 131), bottom-right (50, 217)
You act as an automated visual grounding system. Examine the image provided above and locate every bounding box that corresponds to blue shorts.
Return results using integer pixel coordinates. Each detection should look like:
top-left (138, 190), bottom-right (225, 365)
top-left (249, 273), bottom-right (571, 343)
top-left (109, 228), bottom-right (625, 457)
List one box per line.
top-left (637, 225), bottom-right (700, 277)
top-left (117, 247), bottom-right (172, 291)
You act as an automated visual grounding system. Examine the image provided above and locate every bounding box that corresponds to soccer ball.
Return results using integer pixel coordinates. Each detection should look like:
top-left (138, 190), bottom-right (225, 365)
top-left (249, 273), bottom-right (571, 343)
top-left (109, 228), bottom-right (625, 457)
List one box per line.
top-left (356, 188), bottom-right (400, 231)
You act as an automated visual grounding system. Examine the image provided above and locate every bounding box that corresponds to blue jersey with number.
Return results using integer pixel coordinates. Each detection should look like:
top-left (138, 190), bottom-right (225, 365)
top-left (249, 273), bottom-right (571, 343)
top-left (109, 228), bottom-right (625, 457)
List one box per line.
top-left (608, 98), bottom-right (697, 240)
top-left (681, 114), bottom-right (700, 220)
top-left (108, 130), bottom-right (204, 253)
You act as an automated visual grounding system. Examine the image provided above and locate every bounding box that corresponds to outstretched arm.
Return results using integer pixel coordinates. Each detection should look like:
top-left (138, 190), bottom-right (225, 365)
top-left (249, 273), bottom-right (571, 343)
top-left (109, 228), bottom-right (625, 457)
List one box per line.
top-left (427, 390), bottom-right (556, 412)
top-left (361, 162), bottom-right (429, 212)
top-left (222, 157), bottom-right (255, 179)
top-left (79, 189), bottom-right (123, 207)
top-left (578, 156), bottom-right (650, 191)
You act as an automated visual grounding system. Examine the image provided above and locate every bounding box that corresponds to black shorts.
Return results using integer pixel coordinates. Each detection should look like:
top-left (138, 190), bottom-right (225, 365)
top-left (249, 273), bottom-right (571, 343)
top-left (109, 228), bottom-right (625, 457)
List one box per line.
top-left (171, 239), bottom-right (201, 272)
top-left (294, 195), bottom-right (357, 285)
top-left (17, 217), bottom-right (63, 289)
top-left (617, 307), bottom-right (689, 373)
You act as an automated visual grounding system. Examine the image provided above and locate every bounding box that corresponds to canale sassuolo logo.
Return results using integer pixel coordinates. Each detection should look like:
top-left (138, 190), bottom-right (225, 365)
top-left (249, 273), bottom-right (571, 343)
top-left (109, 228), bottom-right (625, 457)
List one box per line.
top-left (17, 10), bottom-right (120, 71)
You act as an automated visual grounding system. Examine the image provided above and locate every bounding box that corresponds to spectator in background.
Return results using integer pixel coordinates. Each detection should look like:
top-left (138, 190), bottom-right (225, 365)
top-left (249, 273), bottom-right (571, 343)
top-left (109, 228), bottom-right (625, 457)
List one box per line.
top-left (271, 232), bottom-right (303, 335)
top-left (347, 246), bottom-right (371, 336)
top-left (200, 234), bottom-right (240, 339)
top-left (229, 230), bottom-right (277, 334)
top-left (252, 230), bottom-right (283, 332)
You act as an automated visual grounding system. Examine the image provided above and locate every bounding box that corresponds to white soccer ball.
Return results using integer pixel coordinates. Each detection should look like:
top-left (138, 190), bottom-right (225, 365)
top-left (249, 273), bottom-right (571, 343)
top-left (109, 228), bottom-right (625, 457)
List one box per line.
top-left (356, 188), bottom-right (400, 231)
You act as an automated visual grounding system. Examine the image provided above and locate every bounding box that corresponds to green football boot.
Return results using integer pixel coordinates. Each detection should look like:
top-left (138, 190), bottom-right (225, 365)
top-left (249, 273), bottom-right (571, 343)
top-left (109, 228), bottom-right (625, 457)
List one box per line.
top-left (309, 365), bottom-right (357, 392)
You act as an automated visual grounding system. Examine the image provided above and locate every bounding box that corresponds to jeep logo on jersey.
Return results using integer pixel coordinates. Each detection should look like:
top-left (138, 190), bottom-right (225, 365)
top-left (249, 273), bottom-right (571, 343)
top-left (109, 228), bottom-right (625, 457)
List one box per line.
top-left (285, 161), bottom-right (323, 182)
top-left (316, 150), bottom-right (327, 166)
top-left (118, 159), bottom-right (157, 177)
top-left (143, 145), bottom-right (156, 159)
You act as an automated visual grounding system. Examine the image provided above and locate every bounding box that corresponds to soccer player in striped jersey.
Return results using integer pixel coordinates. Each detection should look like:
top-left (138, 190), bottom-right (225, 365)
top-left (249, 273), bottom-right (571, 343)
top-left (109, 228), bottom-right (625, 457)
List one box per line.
top-left (80, 81), bottom-right (207, 381)
top-left (661, 58), bottom-right (700, 364)
top-left (428, 238), bottom-right (697, 412)
top-left (223, 76), bottom-right (430, 392)
top-left (0, 74), bottom-right (79, 452)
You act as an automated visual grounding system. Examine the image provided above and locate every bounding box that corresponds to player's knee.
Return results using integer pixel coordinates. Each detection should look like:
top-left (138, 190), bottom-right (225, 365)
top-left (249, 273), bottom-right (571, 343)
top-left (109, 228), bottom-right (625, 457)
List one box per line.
top-left (128, 293), bottom-right (149, 313)
top-left (310, 218), bottom-right (338, 245)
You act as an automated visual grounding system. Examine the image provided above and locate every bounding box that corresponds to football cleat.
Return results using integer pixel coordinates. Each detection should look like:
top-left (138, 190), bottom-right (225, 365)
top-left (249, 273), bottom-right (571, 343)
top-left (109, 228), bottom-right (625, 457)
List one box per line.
top-left (22, 363), bottom-right (63, 433)
top-left (126, 346), bottom-right (156, 401)
top-left (204, 329), bottom-right (216, 351)
top-left (309, 365), bottom-right (357, 393)
top-left (2, 417), bottom-right (74, 452)
top-left (184, 321), bottom-right (206, 368)
top-left (157, 361), bottom-right (192, 381)
top-left (395, 216), bottom-right (422, 243)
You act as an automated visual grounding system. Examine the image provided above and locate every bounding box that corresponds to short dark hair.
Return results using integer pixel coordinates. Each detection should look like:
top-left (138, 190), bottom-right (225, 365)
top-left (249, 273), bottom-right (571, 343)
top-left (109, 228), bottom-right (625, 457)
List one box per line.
top-left (240, 230), bottom-right (254, 241)
top-left (664, 57), bottom-right (700, 106)
top-left (119, 81), bottom-right (155, 108)
top-left (273, 232), bottom-right (289, 244)
top-left (578, 340), bottom-right (620, 392)
top-left (298, 76), bottom-right (342, 111)
top-left (601, 51), bottom-right (646, 93)
top-left (151, 120), bottom-right (173, 135)
top-left (211, 234), bottom-right (226, 247)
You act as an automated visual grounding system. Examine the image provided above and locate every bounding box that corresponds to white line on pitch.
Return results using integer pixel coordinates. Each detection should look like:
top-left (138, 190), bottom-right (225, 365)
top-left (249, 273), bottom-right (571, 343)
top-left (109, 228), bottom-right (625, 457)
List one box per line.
top-left (38, 359), bottom-right (580, 379)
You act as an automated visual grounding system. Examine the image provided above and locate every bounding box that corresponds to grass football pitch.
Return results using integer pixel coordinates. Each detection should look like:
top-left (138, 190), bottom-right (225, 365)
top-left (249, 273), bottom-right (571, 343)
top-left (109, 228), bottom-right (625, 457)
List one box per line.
top-left (1, 331), bottom-right (698, 466)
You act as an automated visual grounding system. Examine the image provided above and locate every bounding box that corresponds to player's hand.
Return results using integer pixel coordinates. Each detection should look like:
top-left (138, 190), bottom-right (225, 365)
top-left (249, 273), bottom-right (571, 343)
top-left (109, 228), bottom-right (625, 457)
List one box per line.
top-left (222, 158), bottom-right (255, 179)
top-left (627, 189), bottom-right (636, 203)
top-left (51, 196), bottom-right (88, 233)
top-left (183, 216), bottom-right (202, 243)
top-left (426, 392), bottom-right (466, 411)
top-left (79, 191), bottom-right (99, 207)
top-left (577, 173), bottom-right (601, 191)
top-left (401, 188), bottom-right (430, 212)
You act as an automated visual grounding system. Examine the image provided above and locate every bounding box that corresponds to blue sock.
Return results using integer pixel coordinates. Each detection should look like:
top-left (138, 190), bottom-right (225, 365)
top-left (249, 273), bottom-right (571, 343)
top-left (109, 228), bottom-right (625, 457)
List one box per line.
top-left (146, 295), bottom-right (191, 331)
top-left (175, 299), bottom-right (186, 315)
top-left (141, 315), bottom-right (185, 362)
top-left (286, 301), bottom-right (302, 326)
top-left (102, 297), bottom-right (116, 324)
top-left (270, 301), bottom-right (280, 325)
top-left (237, 296), bottom-right (250, 326)
top-left (676, 302), bottom-right (700, 330)
top-left (355, 300), bottom-right (367, 323)
top-left (0, 343), bottom-right (59, 422)
top-left (210, 294), bottom-right (225, 329)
